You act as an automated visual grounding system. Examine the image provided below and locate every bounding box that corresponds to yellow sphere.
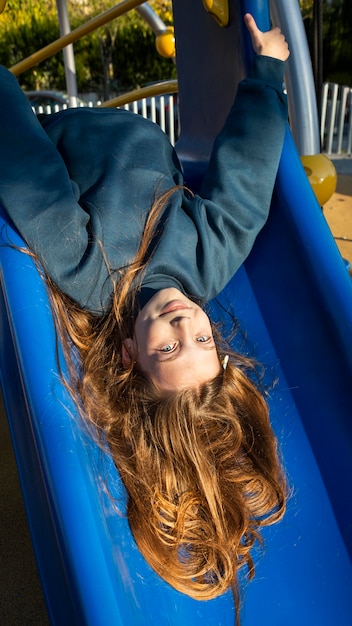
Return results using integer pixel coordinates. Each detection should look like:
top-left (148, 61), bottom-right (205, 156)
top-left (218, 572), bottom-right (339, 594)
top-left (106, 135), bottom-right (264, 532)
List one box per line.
top-left (300, 153), bottom-right (337, 206)
top-left (0, 0), bottom-right (7, 14)
top-left (155, 27), bottom-right (175, 59)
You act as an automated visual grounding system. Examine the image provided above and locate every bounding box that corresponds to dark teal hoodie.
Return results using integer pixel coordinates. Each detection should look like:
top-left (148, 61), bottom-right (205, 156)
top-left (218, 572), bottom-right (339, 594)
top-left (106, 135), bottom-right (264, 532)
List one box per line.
top-left (0, 56), bottom-right (287, 314)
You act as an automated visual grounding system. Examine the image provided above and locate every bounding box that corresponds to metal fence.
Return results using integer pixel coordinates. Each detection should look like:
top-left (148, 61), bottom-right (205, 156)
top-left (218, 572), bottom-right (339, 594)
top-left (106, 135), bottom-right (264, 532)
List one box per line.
top-left (321, 82), bottom-right (352, 156)
top-left (120, 93), bottom-right (179, 146)
top-left (31, 93), bottom-right (179, 146)
top-left (31, 84), bottom-right (351, 155)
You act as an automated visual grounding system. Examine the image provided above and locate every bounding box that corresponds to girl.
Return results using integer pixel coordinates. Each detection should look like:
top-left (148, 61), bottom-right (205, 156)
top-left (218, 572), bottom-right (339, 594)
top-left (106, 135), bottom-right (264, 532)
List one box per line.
top-left (0, 13), bottom-right (289, 622)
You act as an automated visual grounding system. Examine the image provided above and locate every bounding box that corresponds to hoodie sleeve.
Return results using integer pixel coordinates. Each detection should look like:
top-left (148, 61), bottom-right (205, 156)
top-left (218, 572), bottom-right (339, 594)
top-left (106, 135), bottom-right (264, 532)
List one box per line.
top-left (197, 55), bottom-right (288, 297)
top-left (0, 66), bottom-right (108, 307)
top-left (141, 55), bottom-right (288, 303)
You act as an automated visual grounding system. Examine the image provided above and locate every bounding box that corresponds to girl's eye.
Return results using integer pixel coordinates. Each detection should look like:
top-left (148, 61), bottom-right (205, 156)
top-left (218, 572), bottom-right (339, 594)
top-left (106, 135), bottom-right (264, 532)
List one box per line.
top-left (160, 343), bottom-right (177, 353)
top-left (197, 335), bottom-right (211, 343)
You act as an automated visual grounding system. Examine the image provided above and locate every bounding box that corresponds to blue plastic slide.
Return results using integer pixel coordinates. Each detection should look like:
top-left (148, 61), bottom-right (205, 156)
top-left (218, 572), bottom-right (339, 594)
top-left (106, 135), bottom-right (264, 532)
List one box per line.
top-left (0, 0), bottom-right (351, 624)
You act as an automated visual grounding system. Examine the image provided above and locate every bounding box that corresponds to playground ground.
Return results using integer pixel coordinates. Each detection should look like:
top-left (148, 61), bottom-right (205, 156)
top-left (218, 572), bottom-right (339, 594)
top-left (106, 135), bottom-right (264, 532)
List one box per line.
top-left (0, 161), bottom-right (351, 626)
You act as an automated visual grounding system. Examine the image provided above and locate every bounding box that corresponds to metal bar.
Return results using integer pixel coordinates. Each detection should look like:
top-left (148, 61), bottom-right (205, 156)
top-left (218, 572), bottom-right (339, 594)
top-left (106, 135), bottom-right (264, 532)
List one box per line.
top-left (326, 83), bottom-right (338, 154)
top-left (99, 79), bottom-right (178, 108)
top-left (336, 86), bottom-right (349, 154)
top-left (270, 0), bottom-right (321, 155)
top-left (136, 3), bottom-right (166, 35)
top-left (140, 98), bottom-right (147, 118)
top-left (320, 82), bottom-right (329, 147)
top-left (56, 0), bottom-right (78, 106)
top-left (168, 95), bottom-right (175, 146)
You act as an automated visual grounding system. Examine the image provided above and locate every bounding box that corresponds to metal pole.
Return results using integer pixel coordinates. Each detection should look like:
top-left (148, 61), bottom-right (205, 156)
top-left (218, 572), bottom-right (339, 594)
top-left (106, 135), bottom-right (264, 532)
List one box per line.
top-left (56, 0), bottom-right (78, 107)
top-left (270, 0), bottom-right (321, 155)
top-left (136, 3), bottom-right (167, 35)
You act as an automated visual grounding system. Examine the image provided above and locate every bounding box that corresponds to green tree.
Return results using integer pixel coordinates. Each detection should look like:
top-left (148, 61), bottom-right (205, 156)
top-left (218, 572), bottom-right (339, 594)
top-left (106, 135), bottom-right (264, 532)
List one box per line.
top-left (0, 0), bottom-right (176, 95)
top-left (323, 0), bottom-right (352, 84)
top-left (74, 0), bottom-right (175, 99)
top-left (0, 0), bottom-right (62, 88)
top-left (300, 0), bottom-right (352, 85)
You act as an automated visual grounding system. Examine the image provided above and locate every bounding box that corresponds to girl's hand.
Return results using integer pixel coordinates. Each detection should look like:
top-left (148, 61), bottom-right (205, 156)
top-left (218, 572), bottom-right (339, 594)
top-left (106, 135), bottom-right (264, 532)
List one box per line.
top-left (244, 13), bottom-right (290, 62)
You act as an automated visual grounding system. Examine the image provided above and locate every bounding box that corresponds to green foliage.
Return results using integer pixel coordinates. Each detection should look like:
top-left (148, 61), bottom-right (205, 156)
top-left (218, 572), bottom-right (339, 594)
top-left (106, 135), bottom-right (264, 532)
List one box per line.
top-left (0, 0), bottom-right (62, 88)
top-left (149, 0), bottom-right (173, 24)
top-left (0, 0), bottom-right (176, 95)
top-left (3, 0), bottom-right (349, 94)
top-left (300, 0), bottom-right (352, 85)
top-left (323, 0), bottom-right (352, 85)
top-left (79, 4), bottom-right (176, 99)
top-left (299, 0), bottom-right (314, 21)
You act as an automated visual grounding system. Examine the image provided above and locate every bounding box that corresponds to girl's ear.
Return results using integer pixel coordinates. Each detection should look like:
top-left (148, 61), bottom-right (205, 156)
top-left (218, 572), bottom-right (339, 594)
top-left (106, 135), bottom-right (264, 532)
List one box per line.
top-left (122, 338), bottom-right (136, 368)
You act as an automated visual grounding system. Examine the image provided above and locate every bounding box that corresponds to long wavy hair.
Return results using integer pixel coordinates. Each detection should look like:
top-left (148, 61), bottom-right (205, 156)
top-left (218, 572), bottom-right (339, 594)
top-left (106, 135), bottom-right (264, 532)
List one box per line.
top-left (41, 188), bottom-right (287, 624)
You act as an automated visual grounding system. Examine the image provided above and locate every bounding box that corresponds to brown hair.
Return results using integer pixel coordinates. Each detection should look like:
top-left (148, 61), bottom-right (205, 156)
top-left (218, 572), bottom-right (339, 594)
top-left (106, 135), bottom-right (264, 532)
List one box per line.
top-left (42, 188), bottom-right (287, 623)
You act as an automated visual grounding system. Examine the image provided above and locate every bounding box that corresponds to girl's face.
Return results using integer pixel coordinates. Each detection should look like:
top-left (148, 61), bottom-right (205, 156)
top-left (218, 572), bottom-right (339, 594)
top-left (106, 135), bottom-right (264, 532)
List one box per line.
top-left (123, 288), bottom-right (221, 391)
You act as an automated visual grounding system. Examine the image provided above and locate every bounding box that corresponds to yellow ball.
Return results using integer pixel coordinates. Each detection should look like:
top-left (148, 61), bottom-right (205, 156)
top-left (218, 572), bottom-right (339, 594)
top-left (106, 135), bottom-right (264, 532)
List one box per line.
top-left (155, 27), bottom-right (175, 59)
top-left (0, 0), bottom-right (7, 14)
top-left (300, 153), bottom-right (337, 206)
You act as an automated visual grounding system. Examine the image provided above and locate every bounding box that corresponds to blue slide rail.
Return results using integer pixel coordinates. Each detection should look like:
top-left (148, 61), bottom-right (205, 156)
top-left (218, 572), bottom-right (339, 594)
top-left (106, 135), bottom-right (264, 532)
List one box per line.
top-left (1, 0), bottom-right (351, 624)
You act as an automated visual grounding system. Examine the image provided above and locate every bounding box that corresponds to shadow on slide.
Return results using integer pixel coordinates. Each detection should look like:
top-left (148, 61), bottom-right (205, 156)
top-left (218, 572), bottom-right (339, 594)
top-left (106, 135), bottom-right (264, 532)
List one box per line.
top-left (0, 0), bottom-right (351, 624)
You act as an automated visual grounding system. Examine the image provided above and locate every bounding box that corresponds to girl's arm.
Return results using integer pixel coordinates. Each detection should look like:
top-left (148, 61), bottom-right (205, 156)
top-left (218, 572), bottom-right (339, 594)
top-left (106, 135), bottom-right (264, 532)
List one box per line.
top-left (143, 40), bottom-right (289, 303)
top-left (193, 54), bottom-right (288, 300)
top-left (0, 66), bottom-right (104, 306)
top-left (180, 17), bottom-right (290, 302)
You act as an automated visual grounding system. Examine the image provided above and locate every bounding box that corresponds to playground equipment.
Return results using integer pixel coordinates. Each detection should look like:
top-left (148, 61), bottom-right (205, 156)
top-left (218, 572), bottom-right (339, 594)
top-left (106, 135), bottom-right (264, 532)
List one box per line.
top-left (270, 0), bottom-right (337, 204)
top-left (0, 0), bottom-right (351, 624)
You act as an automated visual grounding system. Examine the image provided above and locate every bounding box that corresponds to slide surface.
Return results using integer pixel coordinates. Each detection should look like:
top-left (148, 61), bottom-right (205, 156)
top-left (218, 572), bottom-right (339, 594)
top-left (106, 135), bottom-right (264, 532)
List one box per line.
top-left (1, 0), bottom-right (352, 624)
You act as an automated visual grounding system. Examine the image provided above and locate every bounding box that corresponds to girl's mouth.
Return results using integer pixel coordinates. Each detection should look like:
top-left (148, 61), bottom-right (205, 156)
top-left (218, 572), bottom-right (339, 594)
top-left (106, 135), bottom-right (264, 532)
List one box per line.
top-left (160, 300), bottom-right (192, 316)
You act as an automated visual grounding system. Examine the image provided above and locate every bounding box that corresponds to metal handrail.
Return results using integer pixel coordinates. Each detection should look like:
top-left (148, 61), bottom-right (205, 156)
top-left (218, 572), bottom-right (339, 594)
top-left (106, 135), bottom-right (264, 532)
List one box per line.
top-left (100, 79), bottom-right (178, 108)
